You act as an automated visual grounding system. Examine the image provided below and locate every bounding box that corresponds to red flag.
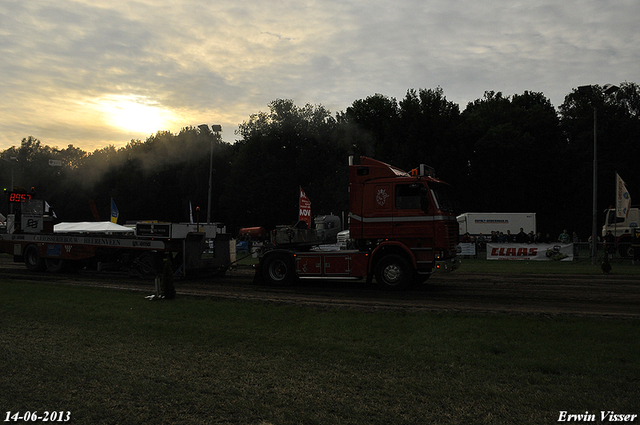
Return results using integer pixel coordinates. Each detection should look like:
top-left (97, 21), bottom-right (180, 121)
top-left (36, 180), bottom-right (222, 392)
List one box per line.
top-left (299, 187), bottom-right (311, 228)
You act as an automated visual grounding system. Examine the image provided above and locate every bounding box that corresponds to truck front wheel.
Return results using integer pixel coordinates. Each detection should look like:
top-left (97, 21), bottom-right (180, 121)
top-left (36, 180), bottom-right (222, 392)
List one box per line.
top-left (261, 253), bottom-right (296, 286)
top-left (374, 254), bottom-right (412, 290)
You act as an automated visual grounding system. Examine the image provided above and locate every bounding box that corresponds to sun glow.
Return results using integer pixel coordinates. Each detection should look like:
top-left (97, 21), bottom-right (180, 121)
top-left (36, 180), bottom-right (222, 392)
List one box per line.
top-left (98, 95), bottom-right (171, 134)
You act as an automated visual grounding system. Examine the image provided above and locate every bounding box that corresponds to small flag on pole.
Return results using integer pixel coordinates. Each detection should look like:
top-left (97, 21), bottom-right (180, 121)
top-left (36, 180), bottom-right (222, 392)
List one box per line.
top-left (45, 201), bottom-right (57, 219)
top-left (111, 198), bottom-right (119, 223)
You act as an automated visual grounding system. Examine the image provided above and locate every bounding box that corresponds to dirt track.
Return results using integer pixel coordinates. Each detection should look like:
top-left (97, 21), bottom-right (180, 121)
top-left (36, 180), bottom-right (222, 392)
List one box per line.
top-left (1, 253), bottom-right (638, 318)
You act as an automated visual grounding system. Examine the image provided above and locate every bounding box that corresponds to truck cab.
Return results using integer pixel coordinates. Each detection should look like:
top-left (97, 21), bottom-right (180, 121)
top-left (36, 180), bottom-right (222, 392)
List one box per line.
top-left (257, 157), bottom-right (459, 290)
top-left (349, 157), bottom-right (459, 276)
top-left (314, 214), bottom-right (341, 243)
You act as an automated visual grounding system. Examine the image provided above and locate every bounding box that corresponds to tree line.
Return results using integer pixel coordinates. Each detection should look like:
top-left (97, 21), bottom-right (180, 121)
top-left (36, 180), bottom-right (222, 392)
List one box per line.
top-left (2, 83), bottom-right (639, 240)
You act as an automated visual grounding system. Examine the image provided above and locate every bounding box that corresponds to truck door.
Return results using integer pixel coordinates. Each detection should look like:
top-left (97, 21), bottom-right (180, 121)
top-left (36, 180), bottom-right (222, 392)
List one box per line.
top-left (392, 183), bottom-right (434, 240)
top-left (359, 183), bottom-right (393, 239)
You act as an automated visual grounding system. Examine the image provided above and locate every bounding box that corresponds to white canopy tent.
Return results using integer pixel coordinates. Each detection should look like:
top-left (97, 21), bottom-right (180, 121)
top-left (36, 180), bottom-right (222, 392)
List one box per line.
top-left (54, 221), bottom-right (134, 234)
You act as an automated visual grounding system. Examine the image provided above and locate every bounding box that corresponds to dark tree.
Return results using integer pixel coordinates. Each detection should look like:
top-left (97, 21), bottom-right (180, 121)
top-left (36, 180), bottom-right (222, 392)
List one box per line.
top-left (221, 99), bottom-right (346, 231)
top-left (459, 91), bottom-right (564, 234)
top-left (559, 82), bottom-right (640, 237)
top-left (3, 83), bottom-right (639, 241)
top-left (397, 87), bottom-right (464, 188)
top-left (341, 93), bottom-right (401, 163)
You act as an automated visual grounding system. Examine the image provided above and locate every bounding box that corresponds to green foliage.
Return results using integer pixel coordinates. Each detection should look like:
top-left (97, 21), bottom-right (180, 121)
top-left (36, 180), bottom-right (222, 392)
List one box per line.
top-left (223, 99), bottom-right (346, 229)
top-left (2, 83), bottom-right (640, 238)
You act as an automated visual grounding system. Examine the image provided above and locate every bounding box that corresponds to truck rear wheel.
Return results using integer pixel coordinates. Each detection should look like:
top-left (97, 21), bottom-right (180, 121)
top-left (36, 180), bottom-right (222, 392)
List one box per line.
top-left (24, 245), bottom-right (46, 272)
top-left (374, 254), bottom-right (412, 290)
top-left (261, 252), bottom-right (296, 286)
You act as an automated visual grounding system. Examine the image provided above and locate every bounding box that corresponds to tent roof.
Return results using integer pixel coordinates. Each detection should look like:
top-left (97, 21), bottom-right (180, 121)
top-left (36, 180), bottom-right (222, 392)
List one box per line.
top-left (54, 221), bottom-right (134, 234)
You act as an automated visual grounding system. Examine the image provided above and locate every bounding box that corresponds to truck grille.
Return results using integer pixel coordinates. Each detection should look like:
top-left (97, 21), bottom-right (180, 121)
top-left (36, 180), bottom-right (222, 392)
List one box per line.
top-left (445, 220), bottom-right (458, 252)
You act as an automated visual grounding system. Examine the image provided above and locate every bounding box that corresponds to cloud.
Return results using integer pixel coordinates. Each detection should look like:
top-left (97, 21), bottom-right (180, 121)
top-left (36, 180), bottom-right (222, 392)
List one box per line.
top-left (1, 0), bottom-right (639, 150)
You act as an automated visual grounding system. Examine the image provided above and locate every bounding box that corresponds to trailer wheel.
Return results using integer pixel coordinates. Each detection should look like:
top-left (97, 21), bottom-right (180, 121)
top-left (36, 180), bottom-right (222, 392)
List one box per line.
top-left (45, 258), bottom-right (66, 273)
top-left (261, 253), bottom-right (296, 286)
top-left (24, 245), bottom-right (46, 272)
top-left (375, 254), bottom-right (412, 290)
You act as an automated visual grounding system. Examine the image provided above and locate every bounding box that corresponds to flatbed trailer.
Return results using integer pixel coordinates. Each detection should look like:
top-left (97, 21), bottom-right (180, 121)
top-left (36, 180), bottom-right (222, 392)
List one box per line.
top-left (0, 215), bottom-right (233, 277)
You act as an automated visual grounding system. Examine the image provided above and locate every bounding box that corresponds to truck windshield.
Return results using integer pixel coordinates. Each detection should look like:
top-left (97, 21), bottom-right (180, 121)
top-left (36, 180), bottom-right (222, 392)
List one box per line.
top-left (430, 182), bottom-right (454, 213)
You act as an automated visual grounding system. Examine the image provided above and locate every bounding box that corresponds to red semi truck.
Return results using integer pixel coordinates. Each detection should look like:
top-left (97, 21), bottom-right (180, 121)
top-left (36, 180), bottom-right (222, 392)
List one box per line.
top-left (256, 156), bottom-right (459, 290)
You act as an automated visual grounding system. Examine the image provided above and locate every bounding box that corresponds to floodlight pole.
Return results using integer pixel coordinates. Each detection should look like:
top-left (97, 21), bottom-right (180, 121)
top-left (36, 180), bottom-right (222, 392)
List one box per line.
top-left (579, 84), bottom-right (619, 265)
top-left (207, 125), bottom-right (222, 224)
top-left (591, 106), bottom-right (598, 265)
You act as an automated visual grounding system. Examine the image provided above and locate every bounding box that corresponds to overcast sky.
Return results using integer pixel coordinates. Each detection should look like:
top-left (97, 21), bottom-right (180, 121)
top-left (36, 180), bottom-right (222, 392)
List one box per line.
top-left (1, 0), bottom-right (638, 151)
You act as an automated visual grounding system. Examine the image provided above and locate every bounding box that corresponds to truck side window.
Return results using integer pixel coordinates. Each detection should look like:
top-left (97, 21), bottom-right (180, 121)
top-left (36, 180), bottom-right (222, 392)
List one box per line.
top-left (396, 184), bottom-right (427, 210)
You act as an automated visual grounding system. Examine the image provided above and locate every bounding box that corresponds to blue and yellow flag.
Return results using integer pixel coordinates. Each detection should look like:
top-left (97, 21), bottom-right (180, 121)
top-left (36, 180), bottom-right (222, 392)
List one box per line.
top-left (110, 198), bottom-right (119, 223)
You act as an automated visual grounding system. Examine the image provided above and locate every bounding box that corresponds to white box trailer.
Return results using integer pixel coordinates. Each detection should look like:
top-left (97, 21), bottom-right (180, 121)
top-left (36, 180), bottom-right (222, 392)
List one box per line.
top-left (457, 212), bottom-right (537, 237)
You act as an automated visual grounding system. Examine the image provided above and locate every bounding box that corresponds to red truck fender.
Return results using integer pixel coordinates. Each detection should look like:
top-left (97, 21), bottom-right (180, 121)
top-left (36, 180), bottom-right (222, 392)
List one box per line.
top-left (369, 241), bottom-right (416, 272)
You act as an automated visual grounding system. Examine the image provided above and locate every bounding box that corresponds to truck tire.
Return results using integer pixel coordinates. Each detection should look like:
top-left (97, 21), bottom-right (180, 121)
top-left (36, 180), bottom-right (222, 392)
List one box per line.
top-left (261, 252), bottom-right (296, 286)
top-left (24, 244), bottom-right (46, 272)
top-left (374, 254), bottom-right (412, 290)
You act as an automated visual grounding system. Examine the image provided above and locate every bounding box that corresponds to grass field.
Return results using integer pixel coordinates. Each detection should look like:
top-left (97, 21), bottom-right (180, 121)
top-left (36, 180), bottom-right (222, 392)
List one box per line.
top-left (1, 278), bottom-right (638, 424)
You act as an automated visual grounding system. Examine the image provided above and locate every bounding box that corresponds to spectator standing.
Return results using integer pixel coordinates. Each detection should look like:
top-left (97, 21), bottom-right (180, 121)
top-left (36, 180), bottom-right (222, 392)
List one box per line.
top-left (604, 231), bottom-right (616, 259)
top-left (506, 230), bottom-right (514, 243)
top-left (534, 232), bottom-right (544, 243)
top-left (476, 233), bottom-right (486, 255)
top-left (515, 228), bottom-right (528, 243)
top-left (572, 232), bottom-right (580, 258)
top-left (558, 229), bottom-right (571, 244)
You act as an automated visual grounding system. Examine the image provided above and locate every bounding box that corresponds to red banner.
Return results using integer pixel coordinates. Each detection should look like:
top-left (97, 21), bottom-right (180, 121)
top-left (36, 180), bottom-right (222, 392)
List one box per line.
top-left (299, 187), bottom-right (311, 228)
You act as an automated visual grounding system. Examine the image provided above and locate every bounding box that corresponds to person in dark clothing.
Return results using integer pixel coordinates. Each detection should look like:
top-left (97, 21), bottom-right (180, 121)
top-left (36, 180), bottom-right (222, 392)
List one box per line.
top-left (515, 227), bottom-right (528, 243)
top-left (604, 230), bottom-right (616, 258)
